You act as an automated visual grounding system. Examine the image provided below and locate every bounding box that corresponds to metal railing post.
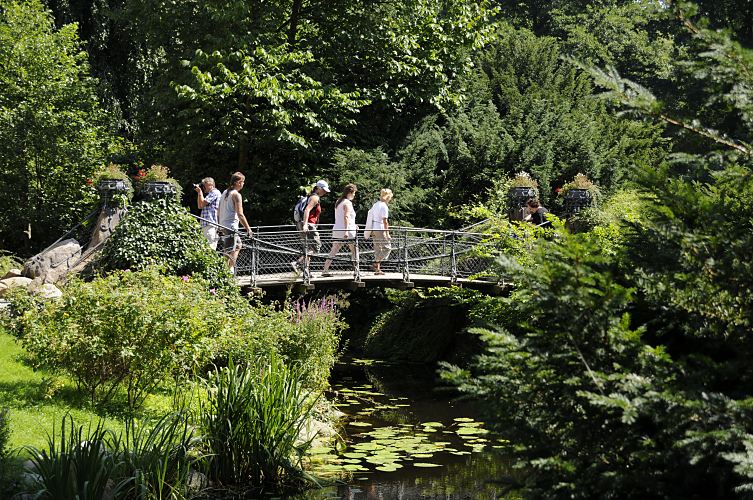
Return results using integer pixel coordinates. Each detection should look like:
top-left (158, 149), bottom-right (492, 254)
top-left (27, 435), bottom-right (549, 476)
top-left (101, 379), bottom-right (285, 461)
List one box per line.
top-left (402, 228), bottom-right (410, 282)
top-left (303, 229), bottom-right (311, 285)
top-left (354, 232), bottom-right (361, 282)
top-left (250, 231), bottom-right (258, 287)
top-left (450, 231), bottom-right (458, 283)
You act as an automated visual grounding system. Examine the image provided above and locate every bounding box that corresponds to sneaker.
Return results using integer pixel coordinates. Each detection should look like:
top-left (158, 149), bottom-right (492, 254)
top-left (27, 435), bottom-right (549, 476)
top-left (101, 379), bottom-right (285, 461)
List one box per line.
top-left (290, 261), bottom-right (300, 273)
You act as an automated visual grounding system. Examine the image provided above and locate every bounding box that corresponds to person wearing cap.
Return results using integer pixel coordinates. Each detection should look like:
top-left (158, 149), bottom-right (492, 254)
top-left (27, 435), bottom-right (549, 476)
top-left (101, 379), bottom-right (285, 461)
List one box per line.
top-left (292, 179), bottom-right (330, 273)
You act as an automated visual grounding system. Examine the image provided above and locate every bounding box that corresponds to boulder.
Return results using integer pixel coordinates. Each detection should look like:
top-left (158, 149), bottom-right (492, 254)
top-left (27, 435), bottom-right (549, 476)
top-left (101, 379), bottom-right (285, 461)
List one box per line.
top-left (0, 276), bottom-right (33, 297)
top-left (30, 283), bottom-right (63, 300)
top-left (23, 238), bottom-right (81, 283)
top-left (2, 268), bottom-right (22, 279)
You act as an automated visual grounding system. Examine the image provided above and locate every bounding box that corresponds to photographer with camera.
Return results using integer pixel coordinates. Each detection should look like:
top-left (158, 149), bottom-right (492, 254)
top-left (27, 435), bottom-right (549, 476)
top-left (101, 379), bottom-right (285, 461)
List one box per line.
top-left (194, 177), bottom-right (221, 250)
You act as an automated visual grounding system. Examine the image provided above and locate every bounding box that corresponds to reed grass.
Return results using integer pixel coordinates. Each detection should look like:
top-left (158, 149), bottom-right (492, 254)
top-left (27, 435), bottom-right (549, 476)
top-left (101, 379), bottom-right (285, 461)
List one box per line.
top-left (201, 354), bottom-right (320, 494)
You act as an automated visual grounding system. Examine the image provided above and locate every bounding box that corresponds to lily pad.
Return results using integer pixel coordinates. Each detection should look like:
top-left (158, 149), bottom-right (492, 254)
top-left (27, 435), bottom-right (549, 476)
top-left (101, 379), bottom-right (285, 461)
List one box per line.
top-left (413, 463), bottom-right (443, 468)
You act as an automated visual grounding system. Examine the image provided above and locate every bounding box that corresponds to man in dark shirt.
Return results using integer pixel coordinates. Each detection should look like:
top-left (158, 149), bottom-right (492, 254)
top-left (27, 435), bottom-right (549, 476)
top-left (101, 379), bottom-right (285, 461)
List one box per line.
top-left (525, 198), bottom-right (550, 226)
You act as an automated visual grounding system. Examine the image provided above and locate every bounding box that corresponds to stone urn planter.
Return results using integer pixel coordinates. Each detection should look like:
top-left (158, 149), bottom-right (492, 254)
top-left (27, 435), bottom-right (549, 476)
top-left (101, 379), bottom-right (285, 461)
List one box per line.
top-left (140, 180), bottom-right (177, 201)
top-left (507, 186), bottom-right (538, 220)
top-left (563, 188), bottom-right (593, 216)
top-left (97, 179), bottom-right (130, 205)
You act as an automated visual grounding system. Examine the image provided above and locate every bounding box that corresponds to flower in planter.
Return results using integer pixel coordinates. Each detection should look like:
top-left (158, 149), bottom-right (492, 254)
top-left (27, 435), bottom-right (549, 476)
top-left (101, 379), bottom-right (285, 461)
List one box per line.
top-left (558, 173), bottom-right (600, 199)
top-left (142, 164), bottom-right (171, 182)
top-left (509, 171), bottom-right (539, 189)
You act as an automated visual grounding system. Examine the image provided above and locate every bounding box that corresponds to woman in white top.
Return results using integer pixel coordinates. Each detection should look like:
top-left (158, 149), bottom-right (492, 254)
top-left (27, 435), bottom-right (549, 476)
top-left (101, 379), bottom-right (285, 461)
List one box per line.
top-left (370, 188), bottom-right (393, 275)
top-left (321, 184), bottom-right (358, 277)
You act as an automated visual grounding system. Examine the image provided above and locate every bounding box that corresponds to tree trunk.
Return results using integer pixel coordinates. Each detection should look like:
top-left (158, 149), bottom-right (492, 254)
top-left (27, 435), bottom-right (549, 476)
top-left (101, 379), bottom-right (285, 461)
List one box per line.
top-left (288, 0), bottom-right (303, 46)
top-left (238, 135), bottom-right (249, 169)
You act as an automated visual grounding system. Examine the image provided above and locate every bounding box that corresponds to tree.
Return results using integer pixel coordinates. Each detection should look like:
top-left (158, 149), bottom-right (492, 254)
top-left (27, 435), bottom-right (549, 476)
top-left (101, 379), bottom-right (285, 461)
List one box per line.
top-left (0, 0), bottom-right (109, 253)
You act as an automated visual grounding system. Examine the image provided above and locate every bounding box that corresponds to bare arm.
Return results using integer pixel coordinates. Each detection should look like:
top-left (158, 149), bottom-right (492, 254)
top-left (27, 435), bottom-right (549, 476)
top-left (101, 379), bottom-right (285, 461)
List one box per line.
top-left (195, 186), bottom-right (209, 208)
top-left (302, 194), bottom-right (319, 231)
top-left (233, 192), bottom-right (252, 236)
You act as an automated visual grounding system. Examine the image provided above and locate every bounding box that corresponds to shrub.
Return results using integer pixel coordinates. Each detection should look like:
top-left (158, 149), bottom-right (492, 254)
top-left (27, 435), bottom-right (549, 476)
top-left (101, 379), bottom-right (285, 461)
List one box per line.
top-left (283, 297), bottom-right (345, 390)
top-left (100, 198), bottom-right (235, 295)
top-left (13, 268), bottom-right (228, 408)
top-left (201, 355), bottom-right (319, 494)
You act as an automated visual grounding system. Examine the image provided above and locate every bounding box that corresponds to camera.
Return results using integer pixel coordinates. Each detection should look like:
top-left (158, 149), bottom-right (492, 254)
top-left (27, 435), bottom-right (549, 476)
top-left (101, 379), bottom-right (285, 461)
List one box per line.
top-left (193, 183), bottom-right (201, 189)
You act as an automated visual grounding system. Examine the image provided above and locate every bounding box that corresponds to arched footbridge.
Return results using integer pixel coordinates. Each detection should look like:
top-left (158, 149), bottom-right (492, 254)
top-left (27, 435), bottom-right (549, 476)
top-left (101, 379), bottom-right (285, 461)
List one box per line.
top-left (222, 222), bottom-right (505, 291)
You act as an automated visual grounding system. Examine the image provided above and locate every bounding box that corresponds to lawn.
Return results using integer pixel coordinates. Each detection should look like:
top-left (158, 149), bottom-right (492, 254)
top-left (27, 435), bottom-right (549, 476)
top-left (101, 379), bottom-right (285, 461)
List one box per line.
top-left (0, 327), bottom-right (174, 452)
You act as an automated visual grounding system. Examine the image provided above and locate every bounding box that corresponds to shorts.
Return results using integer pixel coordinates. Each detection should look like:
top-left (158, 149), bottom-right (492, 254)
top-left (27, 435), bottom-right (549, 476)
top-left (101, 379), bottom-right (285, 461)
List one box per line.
top-left (219, 230), bottom-right (242, 253)
top-left (297, 222), bottom-right (321, 253)
top-left (202, 225), bottom-right (219, 250)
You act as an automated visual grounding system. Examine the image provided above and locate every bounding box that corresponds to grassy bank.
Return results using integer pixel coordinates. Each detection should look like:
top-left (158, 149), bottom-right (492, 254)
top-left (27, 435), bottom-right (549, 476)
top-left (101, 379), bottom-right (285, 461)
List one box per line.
top-left (0, 328), bottom-right (173, 451)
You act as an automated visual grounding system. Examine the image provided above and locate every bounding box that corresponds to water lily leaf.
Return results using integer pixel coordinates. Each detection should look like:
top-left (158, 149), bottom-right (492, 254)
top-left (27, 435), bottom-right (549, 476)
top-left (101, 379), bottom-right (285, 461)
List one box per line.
top-left (412, 453), bottom-right (434, 458)
top-left (453, 417), bottom-right (476, 422)
top-left (350, 421), bottom-right (373, 427)
top-left (343, 452), bottom-right (367, 459)
top-left (376, 465), bottom-right (399, 472)
top-left (413, 463), bottom-right (442, 468)
top-left (422, 422), bottom-right (444, 428)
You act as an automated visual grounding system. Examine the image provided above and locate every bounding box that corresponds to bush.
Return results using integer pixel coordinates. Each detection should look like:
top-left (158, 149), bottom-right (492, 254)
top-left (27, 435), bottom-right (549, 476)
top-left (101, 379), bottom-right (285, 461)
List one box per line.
top-left (100, 198), bottom-right (234, 295)
top-left (201, 355), bottom-right (319, 494)
top-left (283, 297), bottom-right (345, 390)
top-left (12, 268), bottom-right (229, 408)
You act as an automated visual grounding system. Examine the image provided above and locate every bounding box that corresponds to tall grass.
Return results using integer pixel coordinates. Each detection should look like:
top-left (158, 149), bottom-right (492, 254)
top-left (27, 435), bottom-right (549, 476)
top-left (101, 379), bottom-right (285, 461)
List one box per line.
top-left (202, 355), bottom-right (320, 494)
top-left (23, 412), bottom-right (202, 499)
top-left (24, 416), bottom-right (118, 499)
top-left (115, 411), bottom-right (201, 499)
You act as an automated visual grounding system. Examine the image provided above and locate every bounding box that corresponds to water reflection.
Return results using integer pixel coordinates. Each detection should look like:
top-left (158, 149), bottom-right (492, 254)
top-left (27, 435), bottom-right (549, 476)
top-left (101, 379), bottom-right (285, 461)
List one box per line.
top-left (294, 360), bottom-right (523, 500)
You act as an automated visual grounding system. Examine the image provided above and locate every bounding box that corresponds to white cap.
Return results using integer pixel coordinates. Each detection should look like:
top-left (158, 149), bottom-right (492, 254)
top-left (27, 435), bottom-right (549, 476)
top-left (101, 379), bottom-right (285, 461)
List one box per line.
top-left (316, 180), bottom-right (330, 193)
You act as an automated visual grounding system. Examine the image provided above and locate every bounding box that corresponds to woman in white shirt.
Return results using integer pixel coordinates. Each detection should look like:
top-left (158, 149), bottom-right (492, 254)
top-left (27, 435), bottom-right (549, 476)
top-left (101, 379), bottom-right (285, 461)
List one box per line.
top-left (321, 184), bottom-right (358, 277)
top-left (370, 188), bottom-right (393, 275)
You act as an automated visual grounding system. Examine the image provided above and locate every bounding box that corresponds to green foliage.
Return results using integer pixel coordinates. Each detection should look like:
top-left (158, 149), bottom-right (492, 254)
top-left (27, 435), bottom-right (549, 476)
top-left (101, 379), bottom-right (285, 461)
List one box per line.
top-left (284, 297), bottom-right (345, 391)
top-left (11, 269), bottom-right (226, 408)
top-left (201, 355), bottom-right (319, 494)
top-left (100, 198), bottom-right (235, 294)
top-left (331, 148), bottom-right (416, 224)
top-left (0, 251), bottom-right (21, 277)
top-left (442, 232), bottom-right (684, 498)
top-left (115, 411), bottom-right (201, 499)
top-left (24, 416), bottom-right (118, 500)
top-left (382, 24), bottom-right (664, 225)
top-left (23, 412), bottom-right (201, 499)
top-left (0, 0), bottom-right (110, 253)
top-left (0, 408), bottom-right (9, 466)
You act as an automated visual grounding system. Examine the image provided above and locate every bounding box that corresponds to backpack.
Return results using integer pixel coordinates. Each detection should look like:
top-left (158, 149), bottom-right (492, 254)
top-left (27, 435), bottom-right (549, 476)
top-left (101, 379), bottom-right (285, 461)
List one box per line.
top-left (293, 194), bottom-right (318, 223)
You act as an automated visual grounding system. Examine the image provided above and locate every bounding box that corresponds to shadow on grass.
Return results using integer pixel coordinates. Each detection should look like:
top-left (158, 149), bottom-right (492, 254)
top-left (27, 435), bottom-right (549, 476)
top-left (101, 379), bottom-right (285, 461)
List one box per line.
top-left (0, 379), bottom-right (160, 421)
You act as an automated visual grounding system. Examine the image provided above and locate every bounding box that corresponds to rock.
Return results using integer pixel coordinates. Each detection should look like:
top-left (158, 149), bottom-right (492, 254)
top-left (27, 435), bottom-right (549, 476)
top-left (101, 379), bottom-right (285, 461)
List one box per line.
top-left (30, 283), bottom-right (63, 300)
top-left (0, 276), bottom-right (33, 297)
top-left (23, 238), bottom-right (81, 283)
top-left (2, 268), bottom-right (22, 279)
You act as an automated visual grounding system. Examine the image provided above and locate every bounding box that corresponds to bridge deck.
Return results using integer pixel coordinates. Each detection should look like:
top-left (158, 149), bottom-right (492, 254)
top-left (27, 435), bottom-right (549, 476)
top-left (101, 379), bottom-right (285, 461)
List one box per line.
top-left (237, 270), bottom-right (505, 291)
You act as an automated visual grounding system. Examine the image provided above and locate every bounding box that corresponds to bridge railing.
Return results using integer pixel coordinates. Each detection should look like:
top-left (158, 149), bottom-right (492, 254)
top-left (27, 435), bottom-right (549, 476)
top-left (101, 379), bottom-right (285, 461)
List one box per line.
top-left (214, 223), bottom-right (500, 286)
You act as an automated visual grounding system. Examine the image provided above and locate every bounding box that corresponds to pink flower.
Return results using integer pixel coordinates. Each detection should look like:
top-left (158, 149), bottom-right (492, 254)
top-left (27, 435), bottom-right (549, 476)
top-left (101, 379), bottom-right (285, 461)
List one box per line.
top-left (209, 288), bottom-right (217, 295)
top-left (181, 275), bottom-right (190, 282)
